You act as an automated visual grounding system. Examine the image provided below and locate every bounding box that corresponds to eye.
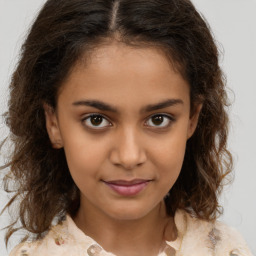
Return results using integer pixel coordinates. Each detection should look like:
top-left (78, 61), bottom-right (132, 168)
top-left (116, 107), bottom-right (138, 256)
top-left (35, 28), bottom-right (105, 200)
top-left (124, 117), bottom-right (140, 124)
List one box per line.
top-left (145, 114), bottom-right (174, 128)
top-left (82, 114), bottom-right (112, 129)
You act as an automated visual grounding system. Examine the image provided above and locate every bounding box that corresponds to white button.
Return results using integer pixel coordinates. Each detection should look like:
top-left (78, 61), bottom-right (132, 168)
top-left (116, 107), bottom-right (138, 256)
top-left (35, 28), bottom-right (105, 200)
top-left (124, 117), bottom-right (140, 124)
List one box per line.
top-left (87, 244), bottom-right (102, 256)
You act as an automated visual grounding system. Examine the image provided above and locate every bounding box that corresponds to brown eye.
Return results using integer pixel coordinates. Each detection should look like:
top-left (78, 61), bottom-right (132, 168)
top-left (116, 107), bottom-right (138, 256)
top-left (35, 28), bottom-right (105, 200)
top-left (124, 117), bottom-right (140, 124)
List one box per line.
top-left (151, 115), bottom-right (164, 126)
top-left (146, 114), bottom-right (174, 128)
top-left (91, 115), bottom-right (103, 126)
top-left (83, 114), bottom-right (111, 129)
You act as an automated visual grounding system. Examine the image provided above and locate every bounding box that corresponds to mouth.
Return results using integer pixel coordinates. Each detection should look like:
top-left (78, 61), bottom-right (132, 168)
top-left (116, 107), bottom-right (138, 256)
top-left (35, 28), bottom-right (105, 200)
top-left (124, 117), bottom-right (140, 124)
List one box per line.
top-left (103, 179), bottom-right (152, 196)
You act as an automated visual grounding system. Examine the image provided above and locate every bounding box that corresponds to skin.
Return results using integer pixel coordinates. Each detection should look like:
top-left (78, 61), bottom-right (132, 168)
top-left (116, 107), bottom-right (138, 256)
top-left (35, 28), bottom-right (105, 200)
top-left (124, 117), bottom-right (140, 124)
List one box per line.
top-left (45, 41), bottom-right (201, 256)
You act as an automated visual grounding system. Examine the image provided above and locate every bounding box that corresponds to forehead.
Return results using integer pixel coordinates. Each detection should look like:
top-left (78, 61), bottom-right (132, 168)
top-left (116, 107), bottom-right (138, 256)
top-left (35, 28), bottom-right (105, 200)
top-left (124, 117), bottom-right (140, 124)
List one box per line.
top-left (78, 41), bottom-right (179, 79)
top-left (58, 42), bottom-right (190, 109)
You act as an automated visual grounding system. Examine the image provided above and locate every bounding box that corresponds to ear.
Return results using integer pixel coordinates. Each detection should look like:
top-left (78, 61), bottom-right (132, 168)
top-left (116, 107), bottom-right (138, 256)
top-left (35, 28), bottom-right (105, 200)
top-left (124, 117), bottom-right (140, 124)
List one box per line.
top-left (43, 103), bottom-right (63, 149)
top-left (187, 103), bottom-right (203, 139)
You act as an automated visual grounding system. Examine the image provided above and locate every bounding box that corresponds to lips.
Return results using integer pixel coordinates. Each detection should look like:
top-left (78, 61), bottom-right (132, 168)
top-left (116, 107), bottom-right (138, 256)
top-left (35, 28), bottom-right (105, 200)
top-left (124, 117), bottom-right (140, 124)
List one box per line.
top-left (103, 179), bottom-right (151, 196)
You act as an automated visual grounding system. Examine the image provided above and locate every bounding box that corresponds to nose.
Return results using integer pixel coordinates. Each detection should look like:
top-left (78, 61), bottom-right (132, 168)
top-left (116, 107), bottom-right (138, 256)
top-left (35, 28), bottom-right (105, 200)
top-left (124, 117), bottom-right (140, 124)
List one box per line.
top-left (109, 127), bottom-right (147, 170)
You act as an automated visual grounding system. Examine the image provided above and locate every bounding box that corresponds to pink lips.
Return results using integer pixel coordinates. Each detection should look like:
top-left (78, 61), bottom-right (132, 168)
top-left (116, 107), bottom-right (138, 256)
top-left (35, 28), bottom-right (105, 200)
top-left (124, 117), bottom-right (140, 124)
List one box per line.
top-left (104, 179), bottom-right (150, 196)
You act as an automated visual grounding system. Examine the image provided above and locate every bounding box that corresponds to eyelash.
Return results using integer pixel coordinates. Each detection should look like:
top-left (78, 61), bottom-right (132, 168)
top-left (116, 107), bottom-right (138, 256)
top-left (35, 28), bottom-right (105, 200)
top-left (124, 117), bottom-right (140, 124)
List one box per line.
top-left (145, 114), bottom-right (175, 128)
top-left (81, 113), bottom-right (175, 130)
top-left (82, 114), bottom-right (112, 129)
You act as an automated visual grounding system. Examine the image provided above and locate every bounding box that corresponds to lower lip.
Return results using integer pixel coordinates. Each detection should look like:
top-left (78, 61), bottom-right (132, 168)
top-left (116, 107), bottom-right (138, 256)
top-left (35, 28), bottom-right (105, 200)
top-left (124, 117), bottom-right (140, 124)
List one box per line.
top-left (104, 181), bottom-right (149, 196)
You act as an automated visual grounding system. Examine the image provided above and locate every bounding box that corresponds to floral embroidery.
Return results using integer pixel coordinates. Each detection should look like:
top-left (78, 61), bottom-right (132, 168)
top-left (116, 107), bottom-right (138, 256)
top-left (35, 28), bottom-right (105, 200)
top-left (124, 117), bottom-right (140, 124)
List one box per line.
top-left (208, 227), bottom-right (221, 250)
top-left (55, 235), bottom-right (65, 246)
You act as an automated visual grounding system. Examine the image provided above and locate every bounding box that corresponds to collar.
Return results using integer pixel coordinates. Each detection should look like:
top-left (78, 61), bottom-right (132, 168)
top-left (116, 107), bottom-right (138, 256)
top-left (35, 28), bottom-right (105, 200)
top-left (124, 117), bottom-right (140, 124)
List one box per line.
top-left (58, 210), bottom-right (188, 254)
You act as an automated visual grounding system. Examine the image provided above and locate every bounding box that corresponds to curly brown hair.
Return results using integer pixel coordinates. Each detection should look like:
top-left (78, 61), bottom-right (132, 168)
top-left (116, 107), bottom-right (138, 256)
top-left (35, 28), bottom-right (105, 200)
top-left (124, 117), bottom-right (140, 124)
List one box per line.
top-left (1, 0), bottom-right (232, 245)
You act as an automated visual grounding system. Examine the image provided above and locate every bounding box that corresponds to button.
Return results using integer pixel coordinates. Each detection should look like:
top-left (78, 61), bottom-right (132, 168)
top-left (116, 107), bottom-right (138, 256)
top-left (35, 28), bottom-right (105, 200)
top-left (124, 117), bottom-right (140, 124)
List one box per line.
top-left (230, 249), bottom-right (240, 256)
top-left (164, 245), bottom-right (176, 256)
top-left (87, 244), bottom-right (102, 256)
top-left (20, 249), bottom-right (29, 256)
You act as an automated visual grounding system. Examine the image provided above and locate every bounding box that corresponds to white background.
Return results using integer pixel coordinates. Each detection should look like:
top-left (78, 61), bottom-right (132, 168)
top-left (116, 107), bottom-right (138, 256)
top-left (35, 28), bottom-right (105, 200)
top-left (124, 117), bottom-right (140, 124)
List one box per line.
top-left (0, 0), bottom-right (255, 255)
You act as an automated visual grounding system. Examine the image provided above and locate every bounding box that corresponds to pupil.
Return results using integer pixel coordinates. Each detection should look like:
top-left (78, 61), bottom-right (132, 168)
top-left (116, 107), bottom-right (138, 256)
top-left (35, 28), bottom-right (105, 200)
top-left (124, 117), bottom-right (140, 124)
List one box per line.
top-left (152, 115), bottom-right (163, 125)
top-left (91, 116), bottom-right (103, 126)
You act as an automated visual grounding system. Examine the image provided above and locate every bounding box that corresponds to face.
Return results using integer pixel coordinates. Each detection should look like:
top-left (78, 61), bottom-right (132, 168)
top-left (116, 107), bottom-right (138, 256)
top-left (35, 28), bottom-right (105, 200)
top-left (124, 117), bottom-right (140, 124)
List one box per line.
top-left (45, 42), bottom-right (201, 221)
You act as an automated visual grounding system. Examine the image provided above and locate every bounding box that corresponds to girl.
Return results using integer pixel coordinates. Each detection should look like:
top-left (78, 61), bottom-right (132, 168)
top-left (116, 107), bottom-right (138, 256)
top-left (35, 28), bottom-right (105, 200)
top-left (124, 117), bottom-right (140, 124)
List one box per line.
top-left (0, 0), bottom-right (253, 255)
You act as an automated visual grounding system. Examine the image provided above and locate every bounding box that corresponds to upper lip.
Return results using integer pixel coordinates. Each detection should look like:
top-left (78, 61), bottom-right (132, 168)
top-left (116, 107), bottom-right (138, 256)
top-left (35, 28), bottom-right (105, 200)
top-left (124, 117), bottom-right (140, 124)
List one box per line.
top-left (103, 179), bottom-right (151, 186)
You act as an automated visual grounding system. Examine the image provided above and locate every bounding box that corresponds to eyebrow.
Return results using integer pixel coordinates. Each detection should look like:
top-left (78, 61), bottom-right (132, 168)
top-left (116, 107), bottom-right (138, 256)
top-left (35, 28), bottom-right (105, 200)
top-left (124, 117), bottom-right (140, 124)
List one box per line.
top-left (72, 98), bottom-right (183, 113)
top-left (142, 99), bottom-right (183, 112)
top-left (72, 100), bottom-right (118, 113)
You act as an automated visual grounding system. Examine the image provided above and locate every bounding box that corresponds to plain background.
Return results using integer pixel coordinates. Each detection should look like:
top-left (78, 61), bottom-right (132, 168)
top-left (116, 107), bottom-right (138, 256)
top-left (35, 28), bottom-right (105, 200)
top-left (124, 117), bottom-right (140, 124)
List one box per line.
top-left (0, 0), bottom-right (255, 255)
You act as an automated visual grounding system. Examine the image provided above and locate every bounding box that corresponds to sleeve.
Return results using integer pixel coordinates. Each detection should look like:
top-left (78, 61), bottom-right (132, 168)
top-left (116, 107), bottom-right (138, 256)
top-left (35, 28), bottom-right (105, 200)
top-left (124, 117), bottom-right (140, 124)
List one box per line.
top-left (9, 242), bottom-right (32, 256)
top-left (214, 221), bottom-right (254, 256)
top-left (171, 210), bottom-right (254, 256)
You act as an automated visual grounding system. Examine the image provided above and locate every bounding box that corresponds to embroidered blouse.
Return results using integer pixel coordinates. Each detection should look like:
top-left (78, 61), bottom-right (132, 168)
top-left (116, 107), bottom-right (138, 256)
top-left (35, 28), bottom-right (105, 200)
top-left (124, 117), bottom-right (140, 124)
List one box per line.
top-left (9, 210), bottom-right (253, 256)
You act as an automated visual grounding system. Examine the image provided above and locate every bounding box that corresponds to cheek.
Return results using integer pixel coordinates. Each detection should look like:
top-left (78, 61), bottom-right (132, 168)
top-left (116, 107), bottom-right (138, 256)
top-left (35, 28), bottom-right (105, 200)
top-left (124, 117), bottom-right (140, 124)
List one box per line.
top-left (152, 130), bottom-right (188, 184)
top-left (62, 134), bottom-right (109, 183)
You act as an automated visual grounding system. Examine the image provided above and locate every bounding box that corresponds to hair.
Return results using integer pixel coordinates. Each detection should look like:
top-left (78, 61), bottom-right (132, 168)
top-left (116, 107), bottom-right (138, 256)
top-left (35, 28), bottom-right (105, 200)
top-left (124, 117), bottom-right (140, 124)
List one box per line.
top-left (1, 0), bottom-right (232, 245)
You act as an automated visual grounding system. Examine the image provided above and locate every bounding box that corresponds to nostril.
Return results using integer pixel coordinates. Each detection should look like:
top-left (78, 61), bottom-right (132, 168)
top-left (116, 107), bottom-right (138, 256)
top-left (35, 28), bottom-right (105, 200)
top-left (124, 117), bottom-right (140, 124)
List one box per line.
top-left (109, 132), bottom-right (147, 169)
top-left (109, 149), bottom-right (147, 170)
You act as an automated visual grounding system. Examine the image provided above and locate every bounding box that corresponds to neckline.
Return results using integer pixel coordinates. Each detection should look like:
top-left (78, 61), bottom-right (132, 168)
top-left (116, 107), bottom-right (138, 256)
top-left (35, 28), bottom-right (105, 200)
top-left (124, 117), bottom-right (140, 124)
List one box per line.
top-left (61, 210), bottom-right (187, 254)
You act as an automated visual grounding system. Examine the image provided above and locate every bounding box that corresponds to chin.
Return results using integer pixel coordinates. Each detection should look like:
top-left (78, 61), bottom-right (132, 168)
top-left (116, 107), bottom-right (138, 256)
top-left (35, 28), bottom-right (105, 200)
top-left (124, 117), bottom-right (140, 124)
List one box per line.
top-left (105, 202), bottom-right (157, 221)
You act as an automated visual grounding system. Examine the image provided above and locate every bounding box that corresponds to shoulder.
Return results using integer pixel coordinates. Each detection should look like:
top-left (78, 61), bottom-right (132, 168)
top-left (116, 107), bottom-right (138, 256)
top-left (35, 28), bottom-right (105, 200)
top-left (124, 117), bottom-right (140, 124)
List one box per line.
top-left (9, 215), bottom-right (112, 256)
top-left (167, 209), bottom-right (253, 256)
top-left (9, 221), bottom-right (72, 256)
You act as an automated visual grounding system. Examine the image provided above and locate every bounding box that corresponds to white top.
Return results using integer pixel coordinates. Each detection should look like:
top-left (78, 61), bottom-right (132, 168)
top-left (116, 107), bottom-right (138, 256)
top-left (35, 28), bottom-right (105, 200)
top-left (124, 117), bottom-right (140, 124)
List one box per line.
top-left (10, 210), bottom-right (253, 256)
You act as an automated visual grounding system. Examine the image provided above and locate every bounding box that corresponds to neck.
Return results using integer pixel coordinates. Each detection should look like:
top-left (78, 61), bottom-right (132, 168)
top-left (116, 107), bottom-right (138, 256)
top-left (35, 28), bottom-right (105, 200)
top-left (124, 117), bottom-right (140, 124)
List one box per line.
top-left (74, 200), bottom-right (177, 256)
